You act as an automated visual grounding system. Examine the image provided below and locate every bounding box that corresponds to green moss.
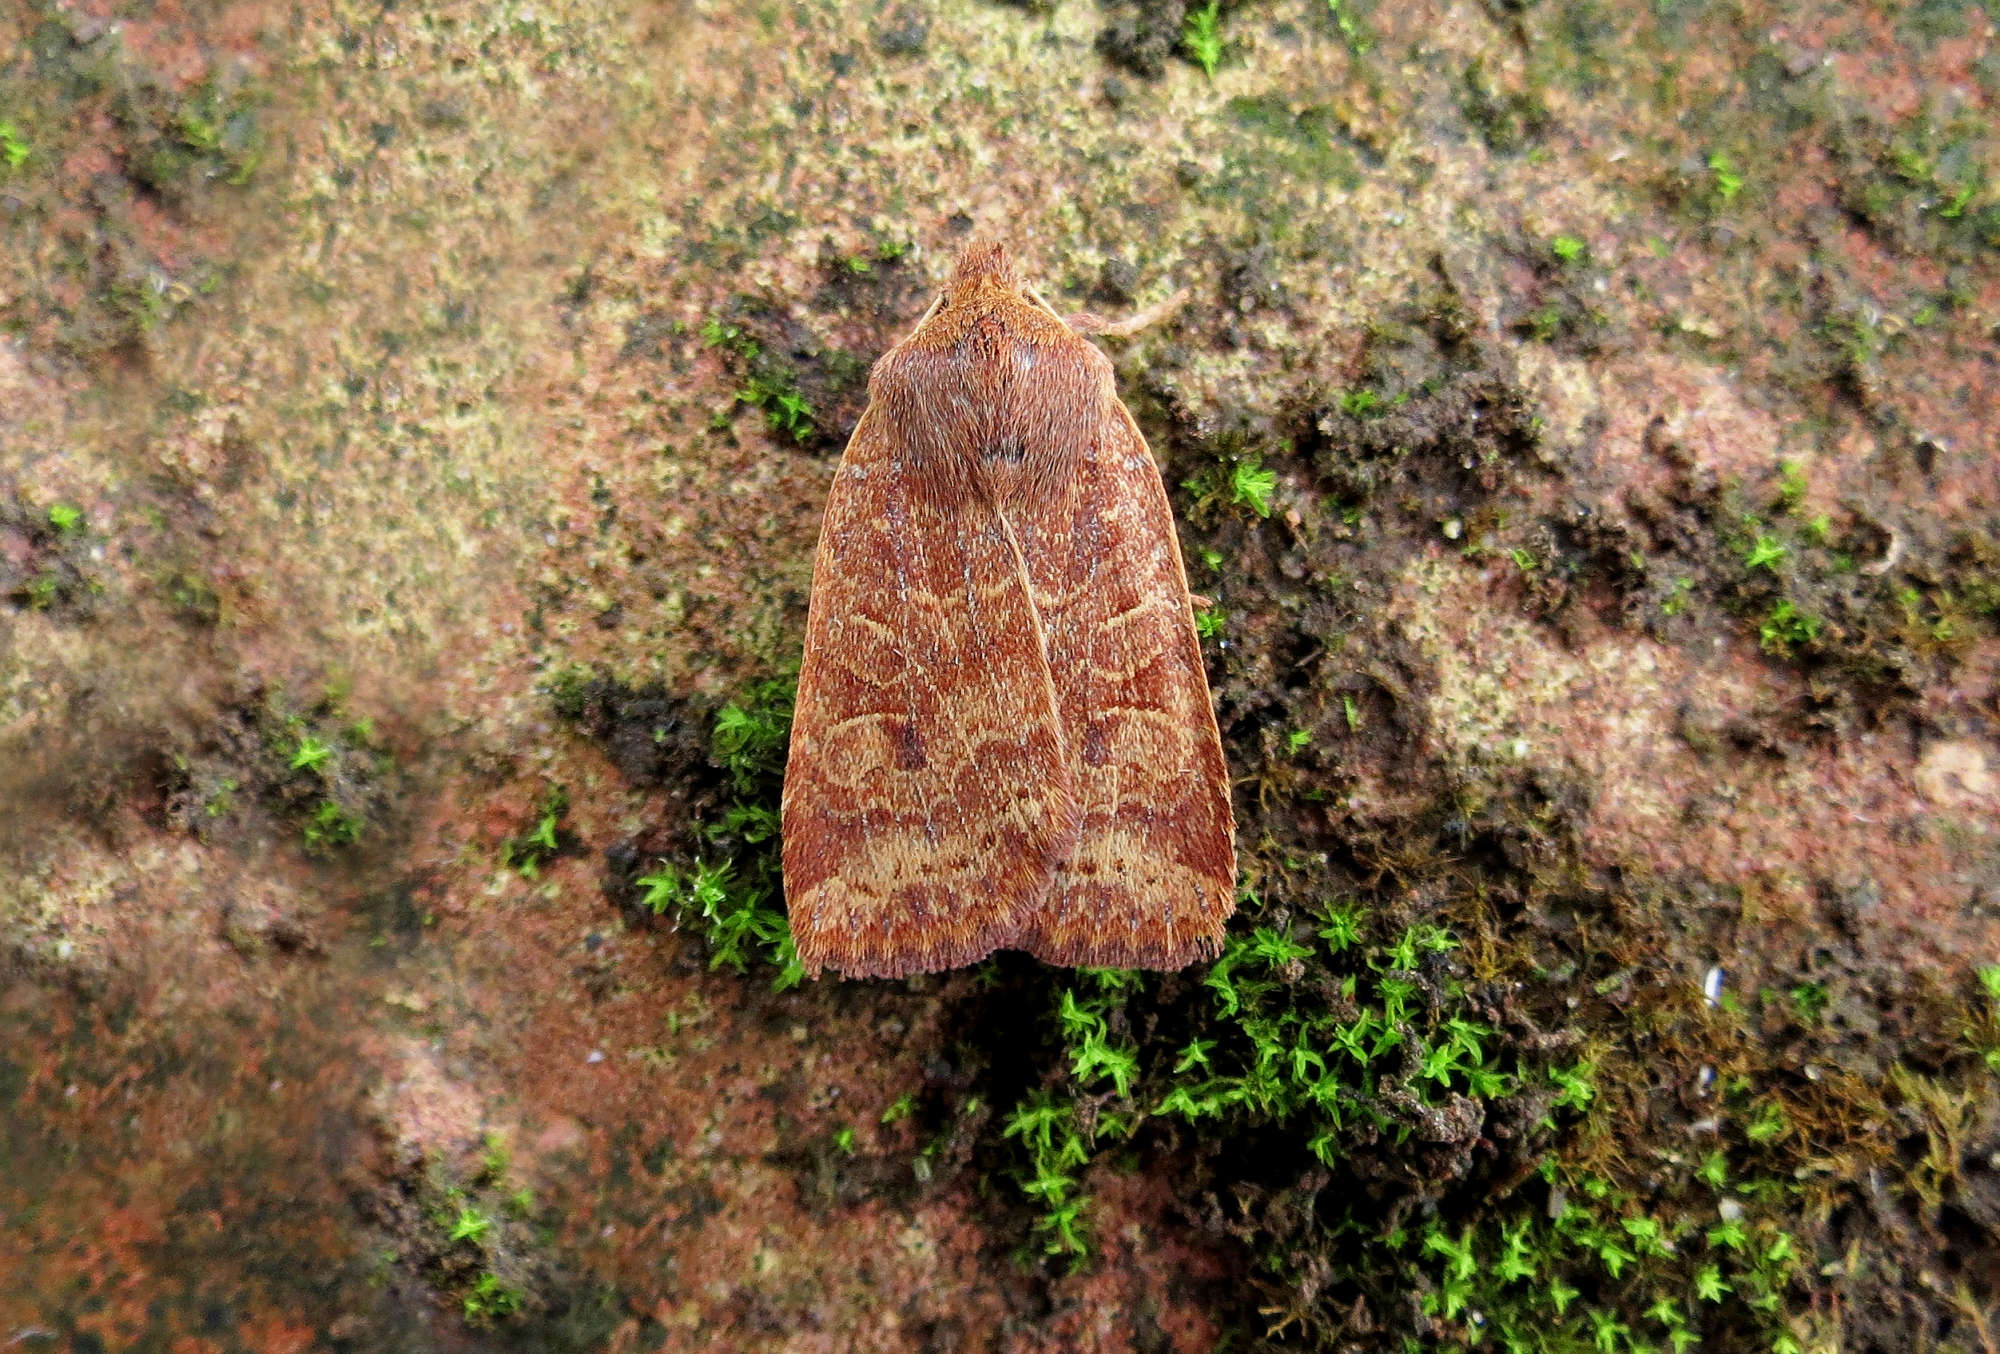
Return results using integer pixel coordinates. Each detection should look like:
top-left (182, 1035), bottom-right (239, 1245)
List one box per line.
top-left (1322, 0), bottom-right (1372, 56)
top-left (0, 118), bottom-right (27, 170)
top-left (448, 1205), bottom-right (493, 1245)
top-left (1222, 96), bottom-right (1364, 188)
top-left (701, 316), bottom-right (817, 444)
top-left (463, 1272), bottom-right (524, 1322)
top-left (119, 72), bottom-right (264, 199)
top-left (1460, 58), bottom-right (1551, 153)
top-left (289, 734), bottom-right (333, 774)
top-left (255, 692), bottom-right (390, 854)
top-left (1970, 966), bottom-right (2000, 1074)
top-left (1757, 599), bottom-right (1820, 656)
top-left (1707, 151), bottom-right (1744, 203)
top-left (1182, 1), bottom-right (1222, 79)
top-left (1742, 535), bottom-right (1787, 571)
top-left (632, 677), bottom-right (804, 990)
top-left (303, 799), bottom-right (363, 849)
top-left (500, 786), bottom-right (571, 879)
top-left (1228, 457), bottom-right (1278, 518)
top-left (990, 901), bottom-right (1556, 1264)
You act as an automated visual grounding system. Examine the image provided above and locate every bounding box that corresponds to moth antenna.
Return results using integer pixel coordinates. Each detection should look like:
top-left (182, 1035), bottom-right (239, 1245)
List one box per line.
top-left (1022, 287), bottom-right (1066, 322)
top-left (1066, 286), bottom-right (1190, 339)
top-left (904, 290), bottom-right (947, 339)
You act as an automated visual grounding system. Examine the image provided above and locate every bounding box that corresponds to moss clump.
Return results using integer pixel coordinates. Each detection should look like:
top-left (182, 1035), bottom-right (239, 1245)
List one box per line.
top-left (1, 12), bottom-right (264, 364)
top-left (567, 672), bottom-right (804, 989)
top-left (700, 243), bottom-right (920, 455)
top-left (1831, 109), bottom-right (2000, 265)
top-left (160, 686), bottom-right (390, 854)
top-left (270, 700), bottom-right (386, 854)
top-left (1, 495), bottom-right (100, 616)
top-left (500, 786), bottom-right (576, 879)
top-left (703, 316), bottom-right (818, 444)
top-left (1460, 58), bottom-right (1552, 154)
top-left (117, 71), bottom-right (264, 201)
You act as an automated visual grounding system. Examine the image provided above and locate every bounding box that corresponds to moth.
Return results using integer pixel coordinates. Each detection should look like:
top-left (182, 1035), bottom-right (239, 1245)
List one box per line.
top-left (780, 242), bottom-right (1235, 979)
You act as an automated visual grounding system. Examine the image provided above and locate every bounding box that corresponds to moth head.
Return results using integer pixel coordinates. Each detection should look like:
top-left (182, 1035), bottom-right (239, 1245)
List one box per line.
top-left (903, 242), bottom-right (1073, 347)
top-left (948, 240), bottom-right (1020, 292)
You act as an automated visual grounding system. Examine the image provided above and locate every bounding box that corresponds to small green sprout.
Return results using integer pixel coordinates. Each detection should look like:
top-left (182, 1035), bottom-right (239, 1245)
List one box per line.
top-left (448, 1207), bottom-right (493, 1244)
top-left (1622, 1215), bottom-right (1671, 1258)
top-left (1758, 600), bottom-right (1820, 655)
top-left (1194, 606), bottom-right (1226, 640)
top-left (881, 1092), bottom-right (917, 1124)
top-left (304, 800), bottom-right (362, 848)
top-left (501, 789), bottom-right (569, 878)
top-left (1548, 1060), bottom-right (1597, 1114)
top-left (290, 734), bottom-right (333, 774)
top-left (1247, 926), bottom-right (1312, 968)
top-left (1494, 1220), bottom-right (1536, 1283)
top-left (635, 863), bottom-right (680, 913)
top-left (1804, 513), bottom-right (1832, 545)
top-left (203, 778), bottom-right (238, 818)
top-left (1337, 388), bottom-right (1383, 417)
top-left (1743, 535), bottom-right (1788, 571)
top-left (764, 388), bottom-right (813, 439)
top-left (833, 1126), bottom-right (857, 1155)
top-left (1776, 459), bottom-right (1808, 509)
top-left (1551, 234), bottom-right (1586, 263)
top-left (1744, 1101), bottom-right (1788, 1144)
top-left (1509, 546), bottom-right (1538, 571)
top-left (1342, 694), bottom-right (1362, 731)
top-left (526, 810), bottom-right (558, 854)
top-left (712, 689), bottom-right (792, 791)
top-left (47, 504), bottom-right (83, 533)
top-left (463, 1272), bottom-right (523, 1320)
top-left (0, 120), bottom-right (26, 170)
top-left (1789, 980), bottom-right (1829, 1022)
top-left (1708, 151), bottom-right (1744, 202)
top-left (479, 1132), bottom-right (510, 1181)
top-left (1173, 1038), bottom-right (1216, 1073)
top-left (1285, 728), bottom-right (1312, 755)
top-left (1979, 965), bottom-right (2000, 1002)
top-left (1317, 903), bottom-right (1363, 951)
top-left (1324, 0), bottom-right (1371, 54)
top-left (1199, 546), bottom-right (1224, 572)
top-left (21, 570), bottom-right (60, 609)
top-left (1229, 458), bottom-right (1278, 518)
top-left (1588, 1311), bottom-right (1631, 1349)
top-left (1183, 1), bottom-right (1223, 79)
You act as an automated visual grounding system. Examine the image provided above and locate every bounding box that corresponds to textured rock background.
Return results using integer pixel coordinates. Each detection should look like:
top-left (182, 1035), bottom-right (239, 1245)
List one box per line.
top-left (2, 0), bottom-right (1997, 1350)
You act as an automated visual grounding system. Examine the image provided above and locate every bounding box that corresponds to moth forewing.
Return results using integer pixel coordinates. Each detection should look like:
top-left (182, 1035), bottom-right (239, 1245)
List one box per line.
top-left (781, 242), bottom-right (1235, 978)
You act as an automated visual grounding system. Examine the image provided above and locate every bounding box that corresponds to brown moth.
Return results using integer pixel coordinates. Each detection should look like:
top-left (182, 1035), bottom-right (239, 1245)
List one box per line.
top-left (780, 242), bottom-right (1235, 979)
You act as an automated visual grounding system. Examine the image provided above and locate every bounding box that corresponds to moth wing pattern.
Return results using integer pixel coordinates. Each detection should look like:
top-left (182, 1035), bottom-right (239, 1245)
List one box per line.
top-left (1019, 388), bottom-right (1237, 968)
top-left (780, 406), bottom-right (1081, 979)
